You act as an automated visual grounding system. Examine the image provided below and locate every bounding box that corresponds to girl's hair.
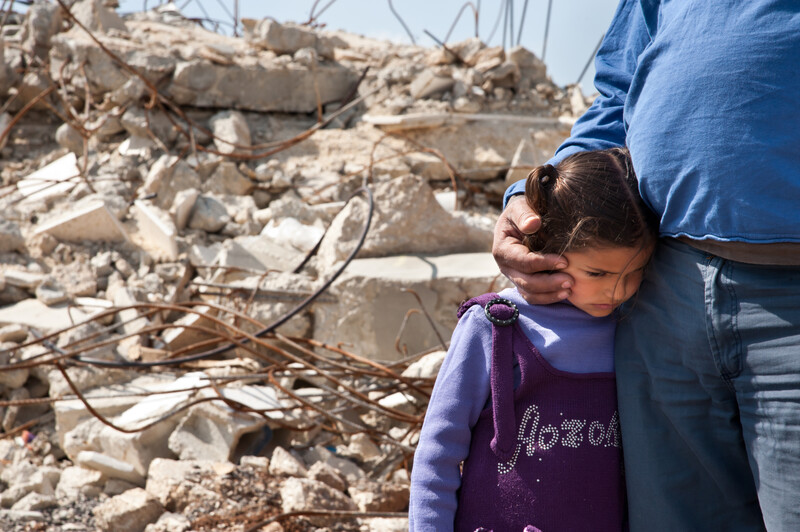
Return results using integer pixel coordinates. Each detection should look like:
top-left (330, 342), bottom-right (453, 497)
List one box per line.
top-left (524, 148), bottom-right (658, 255)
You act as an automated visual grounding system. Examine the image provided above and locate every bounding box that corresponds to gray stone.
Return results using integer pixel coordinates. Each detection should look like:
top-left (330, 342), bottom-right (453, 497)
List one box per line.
top-left (55, 123), bottom-right (84, 155)
top-left (143, 512), bottom-right (191, 532)
top-left (313, 253), bottom-right (511, 361)
top-left (315, 175), bottom-right (491, 270)
top-left (243, 19), bottom-right (318, 55)
top-left (268, 447), bottom-right (308, 478)
top-left (143, 156), bottom-right (202, 209)
top-left (410, 69), bottom-right (455, 99)
top-left (167, 401), bottom-right (267, 463)
top-left (10, 492), bottom-right (57, 512)
top-left (203, 161), bottom-right (253, 195)
top-left (20, 1), bottom-right (63, 59)
top-left (279, 477), bottom-right (356, 526)
top-left (307, 461), bottom-right (347, 493)
top-left (167, 60), bottom-right (357, 114)
top-left (303, 445), bottom-right (365, 485)
top-left (55, 466), bottom-right (106, 500)
top-left (187, 195), bottom-right (230, 233)
top-left (348, 479), bottom-right (409, 512)
top-left (71, 0), bottom-right (127, 34)
top-left (0, 220), bottom-right (25, 253)
top-left (93, 488), bottom-right (164, 532)
top-left (209, 110), bottom-right (251, 155)
top-left (170, 188), bottom-right (199, 231)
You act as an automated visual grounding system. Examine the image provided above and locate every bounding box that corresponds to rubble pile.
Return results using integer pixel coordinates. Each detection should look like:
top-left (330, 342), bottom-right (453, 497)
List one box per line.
top-left (0, 1), bottom-right (593, 530)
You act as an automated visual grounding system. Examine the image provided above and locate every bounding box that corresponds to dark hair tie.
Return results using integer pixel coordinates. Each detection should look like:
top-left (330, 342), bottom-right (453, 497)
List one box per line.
top-left (540, 164), bottom-right (557, 185)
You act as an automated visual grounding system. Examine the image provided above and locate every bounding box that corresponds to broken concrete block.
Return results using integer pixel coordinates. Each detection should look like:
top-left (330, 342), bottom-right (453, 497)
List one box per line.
top-left (402, 349), bottom-right (446, 380)
top-left (77, 450), bottom-right (145, 485)
top-left (143, 512), bottom-right (191, 532)
top-left (143, 155), bottom-right (202, 209)
top-left (187, 195), bottom-right (229, 233)
top-left (0, 299), bottom-right (93, 333)
top-left (94, 373), bottom-right (209, 476)
top-left (55, 466), bottom-right (106, 501)
top-left (0, 220), bottom-right (25, 253)
top-left (167, 60), bottom-right (357, 114)
top-left (410, 69), bottom-right (455, 99)
top-left (15, 153), bottom-right (80, 204)
top-left (232, 234), bottom-right (305, 272)
top-left (20, 1), bottom-right (63, 59)
top-left (203, 161), bottom-right (254, 196)
top-left (93, 488), bottom-right (164, 532)
top-left (34, 280), bottom-right (68, 306)
top-left (269, 446), bottom-right (308, 478)
top-left (569, 84), bottom-right (589, 116)
top-left (314, 253), bottom-right (511, 361)
top-left (3, 269), bottom-right (46, 289)
top-left (55, 123), bottom-right (83, 155)
top-left (303, 445), bottom-right (366, 485)
top-left (120, 106), bottom-right (177, 144)
top-left (209, 110), bottom-right (251, 155)
top-left (243, 19), bottom-right (318, 55)
top-left (170, 188), bottom-right (199, 231)
top-left (118, 135), bottom-right (155, 157)
top-left (348, 478), bottom-right (409, 512)
top-left (161, 305), bottom-right (218, 352)
top-left (133, 200), bottom-right (178, 261)
top-left (10, 492), bottom-right (57, 512)
top-left (71, 0), bottom-right (128, 34)
top-left (34, 200), bottom-right (129, 243)
top-left (507, 45), bottom-right (547, 85)
top-left (315, 175), bottom-right (492, 270)
top-left (280, 477), bottom-right (356, 526)
top-left (108, 285), bottom-right (150, 337)
top-left (167, 400), bottom-right (267, 462)
top-left (346, 433), bottom-right (381, 461)
top-left (307, 461), bottom-right (348, 493)
top-left (260, 217), bottom-right (324, 253)
top-left (145, 459), bottom-right (223, 510)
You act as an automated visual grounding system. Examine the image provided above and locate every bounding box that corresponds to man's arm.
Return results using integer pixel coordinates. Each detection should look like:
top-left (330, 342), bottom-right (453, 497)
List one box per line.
top-left (495, 0), bottom-right (650, 303)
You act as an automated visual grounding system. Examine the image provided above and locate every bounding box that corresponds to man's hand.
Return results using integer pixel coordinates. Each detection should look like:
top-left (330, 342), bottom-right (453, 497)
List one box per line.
top-left (492, 195), bottom-right (573, 304)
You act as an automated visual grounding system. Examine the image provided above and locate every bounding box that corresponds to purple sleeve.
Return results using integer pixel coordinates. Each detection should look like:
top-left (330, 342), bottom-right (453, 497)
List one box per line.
top-left (409, 308), bottom-right (493, 532)
top-left (503, 0), bottom-right (650, 207)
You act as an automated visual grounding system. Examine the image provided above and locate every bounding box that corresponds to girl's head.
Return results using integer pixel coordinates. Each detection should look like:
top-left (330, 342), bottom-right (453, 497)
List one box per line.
top-left (524, 148), bottom-right (659, 316)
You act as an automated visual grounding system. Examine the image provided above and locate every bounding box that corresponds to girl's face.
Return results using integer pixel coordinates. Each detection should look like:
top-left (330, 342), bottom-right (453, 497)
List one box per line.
top-left (561, 244), bottom-right (653, 317)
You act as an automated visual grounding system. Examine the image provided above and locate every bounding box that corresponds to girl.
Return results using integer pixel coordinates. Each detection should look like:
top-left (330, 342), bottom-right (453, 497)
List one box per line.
top-left (409, 148), bottom-right (658, 531)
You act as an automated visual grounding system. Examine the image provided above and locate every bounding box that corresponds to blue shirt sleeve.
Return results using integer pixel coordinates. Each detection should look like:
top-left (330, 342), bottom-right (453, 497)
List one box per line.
top-left (503, 0), bottom-right (650, 208)
top-left (408, 308), bottom-right (493, 532)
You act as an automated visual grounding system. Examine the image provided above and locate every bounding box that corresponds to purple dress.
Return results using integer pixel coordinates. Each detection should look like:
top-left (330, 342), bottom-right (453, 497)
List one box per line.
top-left (453, 294), bottom-right (625, 531)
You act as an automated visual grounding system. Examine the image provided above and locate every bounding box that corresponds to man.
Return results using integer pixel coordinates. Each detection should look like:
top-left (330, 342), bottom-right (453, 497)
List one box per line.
top-left (493, 1), bottom-right (800, 530)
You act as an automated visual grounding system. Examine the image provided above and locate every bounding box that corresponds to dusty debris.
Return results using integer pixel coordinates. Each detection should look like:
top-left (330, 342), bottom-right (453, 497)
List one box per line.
top-left (0, 0), bottom-right (596, 529)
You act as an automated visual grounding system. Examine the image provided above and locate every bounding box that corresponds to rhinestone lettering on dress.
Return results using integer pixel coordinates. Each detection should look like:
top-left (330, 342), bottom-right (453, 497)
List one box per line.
top-left (497, 404), bottom-right (621, 475)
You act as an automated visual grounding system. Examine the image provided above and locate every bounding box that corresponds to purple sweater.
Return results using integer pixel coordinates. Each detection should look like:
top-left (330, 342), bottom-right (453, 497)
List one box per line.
top-left (409, 288), bottom-right (617, 531)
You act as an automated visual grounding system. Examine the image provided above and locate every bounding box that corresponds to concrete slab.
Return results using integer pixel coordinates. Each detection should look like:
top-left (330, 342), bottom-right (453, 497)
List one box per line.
top-left (34, 201), bottom-right (129, 243)
top-left (313, 253), bottom-right (512, 361)
top-left (16, 153), bottom-right (81, 203)
top-left (0, 299), bottom-right (93, 333)
top-left (133, 200), bottom-right (178, 261)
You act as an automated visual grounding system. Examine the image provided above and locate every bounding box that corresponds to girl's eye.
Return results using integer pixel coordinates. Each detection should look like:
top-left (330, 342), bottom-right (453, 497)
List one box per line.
top-left (585, 271), bottom-right (606, 278)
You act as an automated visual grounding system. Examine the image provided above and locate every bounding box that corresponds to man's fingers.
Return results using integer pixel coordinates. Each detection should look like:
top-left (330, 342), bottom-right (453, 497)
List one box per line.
top-left (504, 269), bottom-right (573, 305)
top-left (505, 195), bottom-right (541, 235)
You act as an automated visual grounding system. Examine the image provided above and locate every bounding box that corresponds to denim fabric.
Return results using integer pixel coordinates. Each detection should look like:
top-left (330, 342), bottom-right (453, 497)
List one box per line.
top-left (616, 238), bottom-right (800, 531)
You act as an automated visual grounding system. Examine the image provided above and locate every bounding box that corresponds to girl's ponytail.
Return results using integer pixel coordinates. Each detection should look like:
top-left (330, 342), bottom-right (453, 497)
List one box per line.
top-left (523, 163), bottom-right (559, 252)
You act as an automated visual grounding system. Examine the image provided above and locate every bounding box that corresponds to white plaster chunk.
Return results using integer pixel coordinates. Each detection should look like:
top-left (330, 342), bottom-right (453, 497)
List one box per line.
top-left (269, 446), bottom-right (308, 478)
top-left (77, 450), bottom-right (146, 485)
top-left (92, 487), bottom-right (164, 532)
top-left (0, 299), bottom-right (92, 333)
top-left (133, 200), bottom-right (178, 261)
top-left (34, 200), bottom-right (129, 242)
top-left (16, 153), bottom-right (80, 204)
top-left (55, 465), bottom-right (106, 501)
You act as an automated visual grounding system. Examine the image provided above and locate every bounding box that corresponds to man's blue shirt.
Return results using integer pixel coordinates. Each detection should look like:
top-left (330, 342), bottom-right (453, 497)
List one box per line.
top-left (506, 0), bottom-right (800, 243)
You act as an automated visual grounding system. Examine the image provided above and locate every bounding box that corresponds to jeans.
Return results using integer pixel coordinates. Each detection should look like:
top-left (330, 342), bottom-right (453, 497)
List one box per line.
top-left (616, 238), bottom-right (800, 531)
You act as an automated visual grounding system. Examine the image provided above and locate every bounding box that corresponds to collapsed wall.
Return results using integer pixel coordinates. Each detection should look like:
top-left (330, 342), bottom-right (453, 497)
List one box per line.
top-left (0, 1), bottom-right (593, 530)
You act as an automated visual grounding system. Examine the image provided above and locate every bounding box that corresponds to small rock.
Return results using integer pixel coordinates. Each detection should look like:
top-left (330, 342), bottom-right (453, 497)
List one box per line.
top-left (93, 488), bottom-right (164, 532)
top-left (269, 447), bottom-right (308, 478)
top-left (209, 110), bottom-right (251, 155)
